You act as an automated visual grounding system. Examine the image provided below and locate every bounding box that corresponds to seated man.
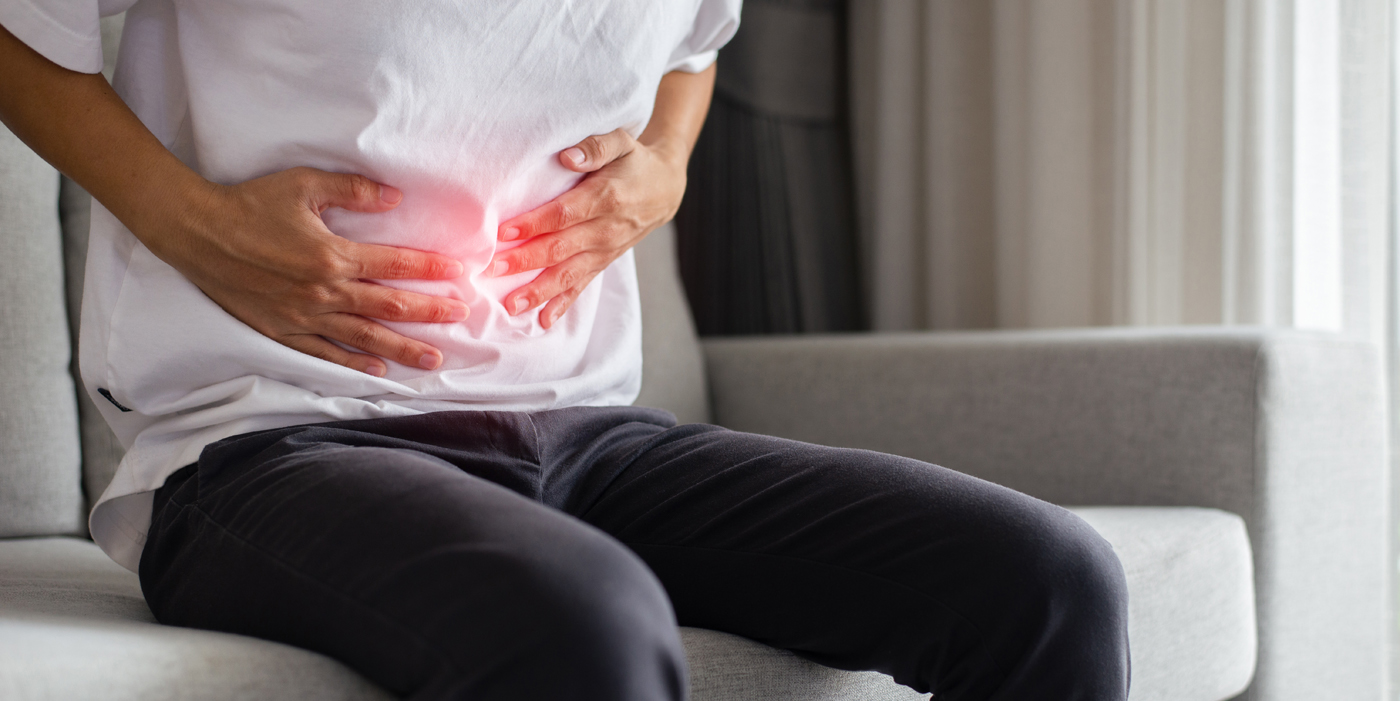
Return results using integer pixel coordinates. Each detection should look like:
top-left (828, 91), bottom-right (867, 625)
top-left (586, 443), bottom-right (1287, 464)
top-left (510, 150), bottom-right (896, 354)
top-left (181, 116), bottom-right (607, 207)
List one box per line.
top-left (0, 1), bottom-right (1129, 699)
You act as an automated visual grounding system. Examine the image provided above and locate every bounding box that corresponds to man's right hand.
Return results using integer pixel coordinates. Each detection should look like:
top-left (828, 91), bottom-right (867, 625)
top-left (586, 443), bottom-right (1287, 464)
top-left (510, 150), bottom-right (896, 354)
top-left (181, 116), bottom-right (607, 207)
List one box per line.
top-left (0, 26), bottom-right (466, 378)
top-left (150, 168), bottom-right (468, 377)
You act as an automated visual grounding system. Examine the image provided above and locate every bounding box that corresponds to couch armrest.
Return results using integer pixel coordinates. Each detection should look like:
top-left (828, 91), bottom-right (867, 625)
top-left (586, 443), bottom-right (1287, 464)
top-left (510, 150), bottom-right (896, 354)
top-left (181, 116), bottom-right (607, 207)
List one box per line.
top-left (703, 326), bottom-right (1388, 701)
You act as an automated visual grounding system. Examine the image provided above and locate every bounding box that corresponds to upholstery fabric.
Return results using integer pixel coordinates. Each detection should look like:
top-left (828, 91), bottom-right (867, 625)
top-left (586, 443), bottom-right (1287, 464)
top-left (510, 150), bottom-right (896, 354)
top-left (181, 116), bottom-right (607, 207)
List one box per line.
top-left (0, 502), bottom-right (1255, 701)
top-left (704, 328), bottom-right (1387, 701)
top-left (633, 224), bottom-right (712, 424)
top-left (59, 178), bottom-right (126, 513)
top-left (0, 538), bottom-right (392, 701)
top-left (1074, 508), bottom-right (1255, 701)
top-left (0, 124), bottom-right (84, 538)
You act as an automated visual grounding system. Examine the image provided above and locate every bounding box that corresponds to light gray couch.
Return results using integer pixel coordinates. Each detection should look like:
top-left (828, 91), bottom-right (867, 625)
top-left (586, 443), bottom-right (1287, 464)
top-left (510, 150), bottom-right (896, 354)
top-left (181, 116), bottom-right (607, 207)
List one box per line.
top-left (0, 24), bottom-right (1389, 701)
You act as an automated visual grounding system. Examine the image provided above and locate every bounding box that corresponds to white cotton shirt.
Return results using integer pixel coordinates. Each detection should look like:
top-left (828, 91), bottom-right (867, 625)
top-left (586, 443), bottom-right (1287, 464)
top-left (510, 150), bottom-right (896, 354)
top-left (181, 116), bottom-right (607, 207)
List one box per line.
top-left (0, 0), bottom-right (740, 572)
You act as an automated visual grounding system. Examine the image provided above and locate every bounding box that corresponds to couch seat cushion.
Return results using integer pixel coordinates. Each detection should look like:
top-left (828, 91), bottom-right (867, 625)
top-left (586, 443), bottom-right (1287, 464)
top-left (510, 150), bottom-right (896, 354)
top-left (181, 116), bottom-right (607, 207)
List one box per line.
top-left (0, 506), bottom-right (1253, 701)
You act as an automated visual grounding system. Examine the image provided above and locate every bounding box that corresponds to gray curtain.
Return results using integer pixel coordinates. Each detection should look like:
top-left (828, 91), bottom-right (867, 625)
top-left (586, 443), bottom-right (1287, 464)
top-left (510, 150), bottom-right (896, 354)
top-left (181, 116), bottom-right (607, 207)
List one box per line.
top-left (674, 0), bottom-right (863, 335)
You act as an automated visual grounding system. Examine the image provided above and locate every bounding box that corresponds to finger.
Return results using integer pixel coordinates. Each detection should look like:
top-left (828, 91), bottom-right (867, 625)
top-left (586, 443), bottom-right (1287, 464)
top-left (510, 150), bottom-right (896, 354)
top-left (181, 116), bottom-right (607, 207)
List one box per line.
top-left (317, 313), bottom-right (445, 370)
top-left (559, 128), bottom-right (636, 173)
top-left (498, 179), bottom-right (610, 242)
top-left (502, 253), bottom-right (606, 317)
top-left (538, 284), bottom-right (587, 329)
top-left (342, 241), bottom-right (465, 280)
top-left (296, 167), bottom-right (404, 214)
top-left (346, 283), bottom-right (469, 323)
top-left (281, 333), bottom-right (388, 377)
top-left (489, 226), bottom-right (598, 277)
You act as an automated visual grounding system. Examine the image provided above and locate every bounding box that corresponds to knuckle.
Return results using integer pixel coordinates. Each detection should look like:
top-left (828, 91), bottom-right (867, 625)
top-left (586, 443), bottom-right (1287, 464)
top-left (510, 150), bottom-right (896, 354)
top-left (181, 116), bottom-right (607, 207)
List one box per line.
top-left (348, 175), bottom-right (377, 202)
top-left (287, 166), bottom-right (313, 183)
top-left (556, 266), bottom-right (581, 289)
top-left (383, 252), bottom-right (414, 279)
top-left (346, 322), bottom-right (379, 350)
top-left (379, 295), bottom-right (411, 320)
top-left (545, 238), bottom-right (571, 262)
top-left (549, 201), bottom-right (575, 228)
top-left (598, 184), bottom-right (625, 211)
top-left (395, 340), bottom-right (421, 364)
top-left (304, 284), bottom-right (337, 308)
top-left (583, 136), bottom-right (606, 161)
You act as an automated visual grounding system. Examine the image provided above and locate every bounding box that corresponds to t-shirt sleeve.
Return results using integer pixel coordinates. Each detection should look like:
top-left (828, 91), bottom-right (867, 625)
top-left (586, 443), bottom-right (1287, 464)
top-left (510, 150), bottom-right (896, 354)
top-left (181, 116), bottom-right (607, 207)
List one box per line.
top-left (0, 0), bottom-right (136, 74)
top-left (666, 0), bottom-right (741, 74)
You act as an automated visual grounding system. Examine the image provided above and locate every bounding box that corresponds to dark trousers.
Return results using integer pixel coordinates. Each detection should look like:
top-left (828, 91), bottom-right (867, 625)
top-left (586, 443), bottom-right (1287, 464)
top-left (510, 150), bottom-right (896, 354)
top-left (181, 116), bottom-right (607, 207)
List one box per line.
top-left (139, 407), bottom-right (1129, 701)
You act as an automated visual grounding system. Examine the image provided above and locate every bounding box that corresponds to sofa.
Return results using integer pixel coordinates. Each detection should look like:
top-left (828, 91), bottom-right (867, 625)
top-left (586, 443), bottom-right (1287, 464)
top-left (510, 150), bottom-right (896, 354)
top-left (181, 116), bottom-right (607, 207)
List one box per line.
top-left (0, 19), bottom-right (1390, 701)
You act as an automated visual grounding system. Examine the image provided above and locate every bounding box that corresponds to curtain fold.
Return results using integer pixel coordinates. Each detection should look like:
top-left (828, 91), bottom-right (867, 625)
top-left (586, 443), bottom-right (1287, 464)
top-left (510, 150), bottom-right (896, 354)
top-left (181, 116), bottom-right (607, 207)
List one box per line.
top-left (675, 0), bottom-right (864, 335)
top-left (849, 0), bottom-right (1396, 697)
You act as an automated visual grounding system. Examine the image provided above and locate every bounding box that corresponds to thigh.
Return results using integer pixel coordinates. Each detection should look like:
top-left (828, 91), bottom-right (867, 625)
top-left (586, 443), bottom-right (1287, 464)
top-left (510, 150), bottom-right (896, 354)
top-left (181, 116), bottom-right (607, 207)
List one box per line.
top-left (141, 438), bottom-right (683, 701)
top-left (579, 425), bottom-right (1127, 700)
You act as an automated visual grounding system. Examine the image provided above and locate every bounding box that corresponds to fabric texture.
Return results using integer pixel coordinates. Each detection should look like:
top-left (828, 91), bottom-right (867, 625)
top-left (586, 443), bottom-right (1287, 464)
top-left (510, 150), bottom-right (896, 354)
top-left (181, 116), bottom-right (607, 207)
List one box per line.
top-left (0, 123), bottom-right (84, 538)
top-left (0, 0), bottom-right (741, 573)
top-left (139, 407), bottom-right (1129, 700)
top-left (675, 0), bottom-right (863, 335)
top-left (1, 501), bottom-right (1257, 701)
top-left (1073, 508), bottom-right (1255, 701)
top-left (703, 327), bottom-right (1386, 701)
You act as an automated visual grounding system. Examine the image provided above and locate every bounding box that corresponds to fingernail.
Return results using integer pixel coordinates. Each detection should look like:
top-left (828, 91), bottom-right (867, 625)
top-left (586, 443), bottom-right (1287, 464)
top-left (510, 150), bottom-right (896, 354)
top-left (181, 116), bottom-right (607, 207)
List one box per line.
top-left (564, 147), bottom-right (586, 167)
top-left (418, 353), bottom-right (441, 370)
top-left (490, 260), bottom-right (508, 277)
top-left (365, 362), bottom-right (386, 377)
top-left (512, 297), bottom-right (529, 315)
top-left (379, 185), bottom-right (403, 205)
top-left (445, 260), bottom-right (464, 277)
top-left (447, 305), bottom-right (468, 322)
top-left (500, 226), bottom-right (521, 241)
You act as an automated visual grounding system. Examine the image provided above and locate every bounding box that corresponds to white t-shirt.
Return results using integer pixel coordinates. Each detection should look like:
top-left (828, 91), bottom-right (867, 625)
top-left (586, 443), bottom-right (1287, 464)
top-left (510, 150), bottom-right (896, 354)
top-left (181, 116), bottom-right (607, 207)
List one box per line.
top-left (1, 0), bottom-right (740, 572)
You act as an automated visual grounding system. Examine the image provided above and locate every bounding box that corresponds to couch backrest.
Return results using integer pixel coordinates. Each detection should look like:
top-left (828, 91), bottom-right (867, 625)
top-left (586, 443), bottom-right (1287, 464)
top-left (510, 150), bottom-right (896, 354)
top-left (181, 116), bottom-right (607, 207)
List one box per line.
top-left (0, 126), bottom-right (85, 538)
top-left (2, 17), bottom-right (712, 537)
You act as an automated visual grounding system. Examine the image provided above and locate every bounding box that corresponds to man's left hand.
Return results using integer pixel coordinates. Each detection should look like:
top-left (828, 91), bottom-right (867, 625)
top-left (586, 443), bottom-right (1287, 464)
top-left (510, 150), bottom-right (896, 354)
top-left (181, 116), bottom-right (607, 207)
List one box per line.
top-left (489, 128), bottom-right (687, 328)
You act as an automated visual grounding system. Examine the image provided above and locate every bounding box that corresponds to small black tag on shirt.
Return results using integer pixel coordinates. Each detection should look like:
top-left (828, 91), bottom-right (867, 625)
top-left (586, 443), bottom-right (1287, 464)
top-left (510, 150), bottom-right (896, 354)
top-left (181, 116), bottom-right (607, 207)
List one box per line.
top-left (97, 388), bottom-right (132, 413)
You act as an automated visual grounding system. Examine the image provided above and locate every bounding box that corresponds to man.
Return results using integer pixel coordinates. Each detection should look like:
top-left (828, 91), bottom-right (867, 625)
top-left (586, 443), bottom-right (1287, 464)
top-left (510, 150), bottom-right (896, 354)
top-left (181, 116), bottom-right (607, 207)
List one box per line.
top-left (0, 2), bottom-right (1129, 699)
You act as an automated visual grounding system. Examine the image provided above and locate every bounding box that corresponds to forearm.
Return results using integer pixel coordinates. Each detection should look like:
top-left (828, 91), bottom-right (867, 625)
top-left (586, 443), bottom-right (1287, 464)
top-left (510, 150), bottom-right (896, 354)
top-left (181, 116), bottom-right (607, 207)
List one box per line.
top-left (639, 64), bottom-right (716, 168)
top-left (0, 24), bottom-right (209, 253)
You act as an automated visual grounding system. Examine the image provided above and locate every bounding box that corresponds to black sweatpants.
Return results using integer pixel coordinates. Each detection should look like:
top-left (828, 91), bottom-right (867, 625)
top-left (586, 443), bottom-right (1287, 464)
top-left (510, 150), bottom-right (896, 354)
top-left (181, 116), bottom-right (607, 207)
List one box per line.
top-left (139, 407), bottom-right (1129, 701)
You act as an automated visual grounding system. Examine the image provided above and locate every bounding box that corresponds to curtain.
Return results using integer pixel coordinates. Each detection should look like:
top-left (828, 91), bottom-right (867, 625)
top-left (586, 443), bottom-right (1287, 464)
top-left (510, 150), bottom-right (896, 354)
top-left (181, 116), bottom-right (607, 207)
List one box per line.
top-left (675, 0), bottom-right (864, 335)
top-left (849, 0), bottom-right (1390, 337)
top-left (849, 0), bottom-right (1395, 694)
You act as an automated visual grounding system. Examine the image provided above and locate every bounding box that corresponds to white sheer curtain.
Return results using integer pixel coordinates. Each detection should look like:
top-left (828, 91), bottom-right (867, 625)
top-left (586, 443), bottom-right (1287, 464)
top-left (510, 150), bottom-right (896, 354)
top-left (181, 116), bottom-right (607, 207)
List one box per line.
top-left (848, 0), bottom-right (1395, 696)
top-left (849, 0), bottom-right (1391, 338)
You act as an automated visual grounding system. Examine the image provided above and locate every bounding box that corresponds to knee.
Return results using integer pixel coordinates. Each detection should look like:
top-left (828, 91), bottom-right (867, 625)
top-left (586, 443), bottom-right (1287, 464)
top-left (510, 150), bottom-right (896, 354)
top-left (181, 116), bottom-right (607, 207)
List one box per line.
top-left (996, 506), bottom-right (1131, 693)
top-left (1031, 509), bottom-right (1129, 621)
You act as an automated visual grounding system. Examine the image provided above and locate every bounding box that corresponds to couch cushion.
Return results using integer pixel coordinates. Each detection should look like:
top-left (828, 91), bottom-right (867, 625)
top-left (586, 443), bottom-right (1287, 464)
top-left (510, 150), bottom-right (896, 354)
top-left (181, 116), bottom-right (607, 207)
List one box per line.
top-left (0, 125), bottom-right (85, 539)
top-left (0, 506), bottom-right (1254, 701)
top-left (1074, 507), bottom-right (1256, 701)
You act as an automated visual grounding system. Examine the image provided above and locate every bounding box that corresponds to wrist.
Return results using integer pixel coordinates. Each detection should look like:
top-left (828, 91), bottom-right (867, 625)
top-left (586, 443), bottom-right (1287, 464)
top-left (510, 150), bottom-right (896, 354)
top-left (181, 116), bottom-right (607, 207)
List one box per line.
top-left (639, 132), bottom-right (693, 171)
top-left (118, 162), bottom-right (224, 261)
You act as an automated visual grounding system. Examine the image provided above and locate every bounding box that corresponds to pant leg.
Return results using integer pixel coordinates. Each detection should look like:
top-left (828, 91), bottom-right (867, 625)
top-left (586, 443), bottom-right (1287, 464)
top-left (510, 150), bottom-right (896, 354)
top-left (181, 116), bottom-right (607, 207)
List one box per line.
top-left (140, 427), bottom-right (687, 701)
top-left (573, 422), bottom-right (1131, 701)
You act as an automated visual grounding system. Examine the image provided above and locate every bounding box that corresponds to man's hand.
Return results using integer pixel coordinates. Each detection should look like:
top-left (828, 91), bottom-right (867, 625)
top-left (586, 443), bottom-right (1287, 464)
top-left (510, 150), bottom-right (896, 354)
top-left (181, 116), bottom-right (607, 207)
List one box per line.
top-left (0, 27), bottom-right (469, 377)
top-left (154, 168), bottom-right (469, 377)
top-left (487, 65), bottom-right (716, 328)
top-left (489, 128), bottom-right (687, 328)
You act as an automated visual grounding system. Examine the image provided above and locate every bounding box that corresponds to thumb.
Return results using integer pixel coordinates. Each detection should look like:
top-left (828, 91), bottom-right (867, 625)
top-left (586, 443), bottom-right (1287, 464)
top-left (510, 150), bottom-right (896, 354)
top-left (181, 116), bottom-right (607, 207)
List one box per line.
top-left (560, 128), bottom-right (636, 173)
top-left (302, 169), bottom-right (403, 214)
